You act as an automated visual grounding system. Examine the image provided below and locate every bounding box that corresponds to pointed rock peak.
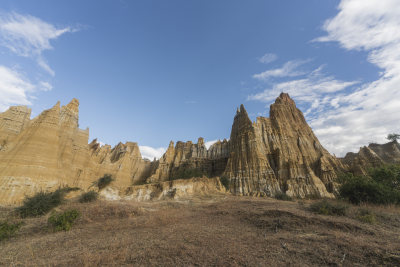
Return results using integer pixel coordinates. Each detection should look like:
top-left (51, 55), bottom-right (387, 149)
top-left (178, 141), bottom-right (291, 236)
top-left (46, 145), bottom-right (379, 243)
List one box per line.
top-left (275, 92), bottom-right (296, 106)
top-left (65, 98), bottom-right (79, 113)
top-left (168, 141), bottom-right (174, 148)
top-left (53, 101), bottom-right (61, 109)
top-left (197, 137), bottom-right (204, 145)
top-left (234, 104), bottom-right (251, 123)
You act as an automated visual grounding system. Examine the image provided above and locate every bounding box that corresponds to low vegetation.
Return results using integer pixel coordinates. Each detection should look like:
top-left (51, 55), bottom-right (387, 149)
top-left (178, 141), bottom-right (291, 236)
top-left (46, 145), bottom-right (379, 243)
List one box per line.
top-left (356, 208), bottom-right (377, 224)
top-left (338, 165), bottom-right (400, 204)
top-left (274, 192), bottom-right (293, 201)
top-left (16, 188), bottom-right (68, 218)
top-left (93, 174), bottom-right (114, 190)
top-left (48, 209), bottom-right (80, 231)
top-left (309, 199), bottom-right (347, 216)
top-left (171, 168), bottom-right (206, 180)
top-left (219, 176), bottom-right (230, 190)
top-left (79, 191), bottom-right (98, 203)
top-left (0, 221), bottom-right (22, 241)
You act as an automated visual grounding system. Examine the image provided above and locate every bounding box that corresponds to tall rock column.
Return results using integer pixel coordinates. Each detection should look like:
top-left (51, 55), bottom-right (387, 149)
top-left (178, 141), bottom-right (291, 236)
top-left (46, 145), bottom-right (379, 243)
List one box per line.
top-left (224, 93), bottom-right (344, 198)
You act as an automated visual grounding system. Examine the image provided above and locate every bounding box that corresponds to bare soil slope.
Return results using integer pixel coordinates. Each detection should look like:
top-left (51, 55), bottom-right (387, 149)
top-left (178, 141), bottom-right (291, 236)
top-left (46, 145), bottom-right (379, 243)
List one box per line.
top-left (1, 196), bottom-right (400, 266)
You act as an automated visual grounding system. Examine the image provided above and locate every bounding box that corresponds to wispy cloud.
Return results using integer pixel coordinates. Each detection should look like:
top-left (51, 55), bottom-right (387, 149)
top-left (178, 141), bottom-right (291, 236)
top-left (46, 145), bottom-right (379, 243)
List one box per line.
top-left (139, 146), bottom-right (166, 160)
top-left (258, 53), bottom-right (277, 64)
top-left (248, 0), bottom-right (400, 156)
top-left (0, 12), bottom-right (75, 76)
top-left (253, 59), bottom-right (310, 81)
top-left (308, 0), bottom-right (400, 156)
top-left (249, 65), bottom-right (358, 116)
top-left (0, 65), bottom-right (34, 111)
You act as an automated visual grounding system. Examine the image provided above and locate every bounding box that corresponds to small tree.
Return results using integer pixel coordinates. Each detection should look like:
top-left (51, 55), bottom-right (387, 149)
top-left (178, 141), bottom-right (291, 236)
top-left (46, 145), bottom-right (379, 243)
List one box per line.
top-left (387, 133), bottom-right (400, 142)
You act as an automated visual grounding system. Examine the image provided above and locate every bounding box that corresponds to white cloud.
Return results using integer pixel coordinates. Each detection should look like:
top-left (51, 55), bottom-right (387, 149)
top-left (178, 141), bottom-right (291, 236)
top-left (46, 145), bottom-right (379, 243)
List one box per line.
top-left (249, 0), bottom-right (400, 157)
top-left (0, 12), bottom-right (74, 76)
top-left (0, 66), bottom-right (54, 111)
top-left (139, 146), bottom-right (166, 160)
top-left (205, 140), bottom-right (218, 149)
top-left (0, 65), bottom-right (34, 111)
top-left (308, 0), bottom-right (400, 156)
top-left (259, 53), bottom-right (277, 64)
top-left (39, 81), bottom-right (53, 91)
top-left (253, 59), bottom-right (310, 81)
top-left (248, 65), bottom-right (358, 116)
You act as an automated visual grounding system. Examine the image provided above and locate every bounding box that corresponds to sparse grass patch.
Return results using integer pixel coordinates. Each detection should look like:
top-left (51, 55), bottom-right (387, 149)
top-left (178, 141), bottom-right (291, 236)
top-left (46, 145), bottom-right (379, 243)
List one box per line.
top-left (16, 188), bottom-right (68, 218)
top-left (79, 191), bottom-right (98, 203)
top-left (274, 192), bottom-right (293, 201)
top-left (0, 221), bottom-right (22, 241)
top-left (219, 176), bottom-right (230, 190)
top-left (356, 208), bottom-right (377, 224)
top-left (309, 200), bottom-right (347, 216)
top-left (48, 209), bottom-right (80, 231)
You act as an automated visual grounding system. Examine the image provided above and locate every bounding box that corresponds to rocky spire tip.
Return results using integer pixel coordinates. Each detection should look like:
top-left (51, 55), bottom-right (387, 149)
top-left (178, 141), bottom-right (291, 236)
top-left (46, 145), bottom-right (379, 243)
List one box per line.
top-left (275, 92), bottom-right (295, 106)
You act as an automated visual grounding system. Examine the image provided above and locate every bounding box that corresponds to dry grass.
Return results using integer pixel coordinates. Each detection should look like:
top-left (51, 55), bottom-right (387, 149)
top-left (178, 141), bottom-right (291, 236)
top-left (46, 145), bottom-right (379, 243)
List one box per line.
top-left (0, 196), bottom-right (400, 266)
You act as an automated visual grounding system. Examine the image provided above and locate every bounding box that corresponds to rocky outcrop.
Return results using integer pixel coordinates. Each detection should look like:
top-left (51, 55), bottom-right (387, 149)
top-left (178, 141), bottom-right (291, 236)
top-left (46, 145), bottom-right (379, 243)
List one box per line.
top-left (224, 93), bottom-right (344, 198)
top-left (119, 177), bottom-right (226, 201)
top-left (0, 106), bottom-right (31, 151)
top-left (0, 92), bottom-right (372, 205)
top-left (343, 141), bottom-right (400, 175)
top-left (0, 99), bottom-right (153, 204)
top-left (147, 137), bottom-right (229, 183)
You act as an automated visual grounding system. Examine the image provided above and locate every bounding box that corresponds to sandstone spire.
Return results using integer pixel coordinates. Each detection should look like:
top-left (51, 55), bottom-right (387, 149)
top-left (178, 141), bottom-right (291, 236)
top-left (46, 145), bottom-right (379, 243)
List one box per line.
top-left (224, 93), bottom-right (343, 198)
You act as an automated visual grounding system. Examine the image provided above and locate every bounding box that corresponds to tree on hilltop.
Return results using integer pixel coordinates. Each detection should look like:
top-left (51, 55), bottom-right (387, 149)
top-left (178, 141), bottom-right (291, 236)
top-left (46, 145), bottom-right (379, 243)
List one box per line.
top-left (387, 133), bottom-right (400, 142)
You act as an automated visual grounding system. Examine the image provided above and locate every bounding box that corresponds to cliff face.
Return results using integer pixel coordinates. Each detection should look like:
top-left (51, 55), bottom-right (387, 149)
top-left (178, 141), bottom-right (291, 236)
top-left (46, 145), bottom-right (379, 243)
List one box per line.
top-left (0, 106), bottom-right (31, 151)
top-left (343, 141), bottom-right (400, 175)
top-left (224, 93), bottom-right (344, 198)
top-left (147, 137), bottom-right (229, 183)
top-left (3, 92), bottom-right (389, 205)
top-left (0, 99), bottom-right (152, 204)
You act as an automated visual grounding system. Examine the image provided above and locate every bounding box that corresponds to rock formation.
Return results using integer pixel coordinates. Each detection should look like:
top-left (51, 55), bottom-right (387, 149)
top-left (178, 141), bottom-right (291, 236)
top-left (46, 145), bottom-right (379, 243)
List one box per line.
top-left (0, 99), bottom-right (152, 204)
top-left (3, 92), bottom-right (390, 205)
top-left (147, 138), bottom-right (229, 183)
top-left (224, 93), bottom-right (344, 198)
top-left (343, 141), bottom-right (400, 175)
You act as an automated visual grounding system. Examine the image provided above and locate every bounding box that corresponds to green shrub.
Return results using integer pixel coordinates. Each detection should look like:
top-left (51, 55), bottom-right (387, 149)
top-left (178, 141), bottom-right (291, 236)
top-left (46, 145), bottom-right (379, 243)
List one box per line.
top-left (309, 200), bottom-right (347, 216)
top-left (94, 174), bottom-right (114, 190)
top-left (274, 192), bottom-right (293, 201)
top-left (0, 221), bottom-right (22, 241)
top-left (339, 173), bottom-right (400, 205)
top-left (48, 209), bottom-right (80, 231)
top-left (369, 165), bottom-right (400, 191)
top-left (219, 176), bottom-right (230, 190)
top-left (171, 168), bottom-right (205, 180)
top-left (79, 191), bottom-right (98, 203)
top-left (356, 208), bottom-right (377, 224)
top-left (16, 188), bottom-right (68, 218)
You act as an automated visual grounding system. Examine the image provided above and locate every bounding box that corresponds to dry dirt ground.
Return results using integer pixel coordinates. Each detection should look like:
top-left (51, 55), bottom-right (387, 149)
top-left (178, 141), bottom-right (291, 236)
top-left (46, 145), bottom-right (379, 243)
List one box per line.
top-left (1, 195), bottom-right (400, 266)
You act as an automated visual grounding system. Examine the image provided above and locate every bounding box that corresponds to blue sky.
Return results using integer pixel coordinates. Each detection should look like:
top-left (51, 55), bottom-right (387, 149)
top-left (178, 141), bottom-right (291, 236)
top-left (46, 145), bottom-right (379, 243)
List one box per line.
top-left (0, 0), bottom-right (399, 159)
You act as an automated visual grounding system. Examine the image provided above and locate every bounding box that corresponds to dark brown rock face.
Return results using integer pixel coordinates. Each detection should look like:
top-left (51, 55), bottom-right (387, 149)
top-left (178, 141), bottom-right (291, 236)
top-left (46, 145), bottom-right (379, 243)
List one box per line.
top-left (224, 93), bottom-right (344, 198)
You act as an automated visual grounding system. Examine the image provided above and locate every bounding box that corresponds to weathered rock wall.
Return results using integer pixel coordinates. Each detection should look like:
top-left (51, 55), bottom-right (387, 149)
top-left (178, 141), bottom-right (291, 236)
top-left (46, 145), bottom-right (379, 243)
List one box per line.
top-left (147, 137), bottom-right (229, 183)
top-left (224, 93), bottom-right (344, 198)
top-left (0, 99), bottom-right (153, 204)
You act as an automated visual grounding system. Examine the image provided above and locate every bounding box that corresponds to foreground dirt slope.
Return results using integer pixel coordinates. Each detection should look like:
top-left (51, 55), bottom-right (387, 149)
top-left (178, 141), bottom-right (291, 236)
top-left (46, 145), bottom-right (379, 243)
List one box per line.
top-left (1, 196), bottom-right (400, 266)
